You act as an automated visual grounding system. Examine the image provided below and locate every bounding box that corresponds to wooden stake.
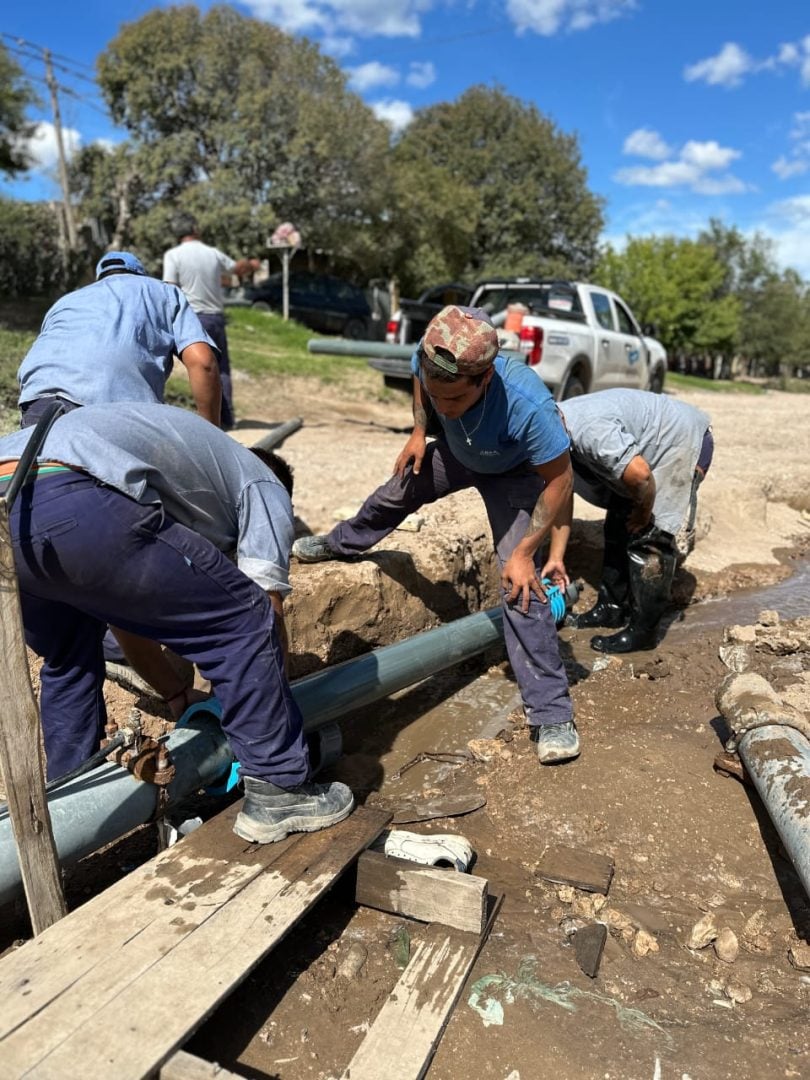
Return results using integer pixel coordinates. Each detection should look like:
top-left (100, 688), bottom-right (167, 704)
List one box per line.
top-left (0, 500), bottom-right (66, 933)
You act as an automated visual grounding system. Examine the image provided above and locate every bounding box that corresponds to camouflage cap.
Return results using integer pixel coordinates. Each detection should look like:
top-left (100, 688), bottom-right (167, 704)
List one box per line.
top-left (422, 305), bottom-right (498, 376)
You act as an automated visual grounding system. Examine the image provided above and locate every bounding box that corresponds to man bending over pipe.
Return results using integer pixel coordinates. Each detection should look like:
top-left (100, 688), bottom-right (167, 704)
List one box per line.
top-left (550, 389), bottom-right (713, 654)
top-left (17, 251), bottom-right (222, 429)
top-left (0, 404), bottom-right (353, 844)
top-left (292, 305), bottom-right (579, 765)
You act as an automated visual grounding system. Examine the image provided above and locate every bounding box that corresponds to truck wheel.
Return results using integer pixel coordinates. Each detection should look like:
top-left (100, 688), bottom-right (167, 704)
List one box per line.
top-left (648, 368), bottom-right (665, 394)
top-left (343, 318), bottom-right (367, 340)
top-left (561, 375), bottom-right (585, 399)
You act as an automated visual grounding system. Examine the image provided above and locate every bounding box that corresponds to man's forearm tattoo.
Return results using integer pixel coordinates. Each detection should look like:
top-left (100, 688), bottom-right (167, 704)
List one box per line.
top-left (525, 493), bottom-right (552, 538)
top-left (414, 402), bottom-right (428, 428)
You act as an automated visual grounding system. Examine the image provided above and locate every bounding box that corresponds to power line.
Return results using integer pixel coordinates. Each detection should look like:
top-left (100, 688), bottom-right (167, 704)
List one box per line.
top-left (1, 30), bottom-right (96, 75)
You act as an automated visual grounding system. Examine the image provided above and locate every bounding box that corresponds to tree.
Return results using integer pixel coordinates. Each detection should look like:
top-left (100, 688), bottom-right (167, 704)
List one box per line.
top-left (390, 85), bottom-right (604, 287)
top-left (0, 197), bottom-right (64, 295)
top-left (92, 5), bottom-right (392, 272)
top-left (0, 42), bottom-right (38, 177)
top-left (597, 236), bottom-right (739, 363)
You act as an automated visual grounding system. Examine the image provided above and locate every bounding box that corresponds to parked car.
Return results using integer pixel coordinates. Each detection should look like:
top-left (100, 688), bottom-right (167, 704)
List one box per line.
top-left (368, 277), bottom-right (667, 399)
top-left (243, 271), bottom-right (371, 338)
top-left (385, 282), bottom-right (474, 345)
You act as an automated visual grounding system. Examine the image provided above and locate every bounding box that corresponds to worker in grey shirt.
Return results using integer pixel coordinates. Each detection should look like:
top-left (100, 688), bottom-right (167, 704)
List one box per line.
top-left (547, 389), bottom-right (713, 653)
top-left (0, 403), bottom-right (353, 843)
top-left (163, 216), bottom-right (259, 430)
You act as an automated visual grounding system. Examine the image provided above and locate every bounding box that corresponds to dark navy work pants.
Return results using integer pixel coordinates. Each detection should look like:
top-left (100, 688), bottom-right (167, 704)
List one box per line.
top-left (198, 312), bottom-right (234, 431)
top-left (326, 440), bottom-right (573, 728)
top-left (9, 471), bottom-right (309, 784)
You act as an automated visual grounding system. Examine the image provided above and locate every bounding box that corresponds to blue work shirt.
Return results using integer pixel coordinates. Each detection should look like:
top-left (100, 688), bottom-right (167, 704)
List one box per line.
top-left (411, 352), bottom-right (570, 473)
top-left (18, 275), bottom-right (215, 406)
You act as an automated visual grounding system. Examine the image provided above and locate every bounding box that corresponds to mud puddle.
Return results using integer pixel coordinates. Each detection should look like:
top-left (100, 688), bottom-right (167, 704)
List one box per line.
top-left (674, 556), bottom-right (810, 635)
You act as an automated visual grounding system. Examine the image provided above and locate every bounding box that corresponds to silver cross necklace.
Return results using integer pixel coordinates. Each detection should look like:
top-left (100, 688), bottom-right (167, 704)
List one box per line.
top-left (457, 383), bottom-right (489, 446)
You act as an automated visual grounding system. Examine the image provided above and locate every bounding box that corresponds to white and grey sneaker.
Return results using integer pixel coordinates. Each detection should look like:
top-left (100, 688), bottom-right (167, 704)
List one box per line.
top-left (531, 721), bottom-right (580, 765)
top-left (291, 534), bottom-right (338, 563)
top-left (375, 829), bottom-right (473, 872)
top-left (234, 777), bottom-right (354, 843)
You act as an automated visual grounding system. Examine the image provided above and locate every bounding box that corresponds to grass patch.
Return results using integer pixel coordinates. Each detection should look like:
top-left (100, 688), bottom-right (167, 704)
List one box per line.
top-left (226, 307), bottom-right (369, 382)
top-left (666, 372), bottom-right (765, 395)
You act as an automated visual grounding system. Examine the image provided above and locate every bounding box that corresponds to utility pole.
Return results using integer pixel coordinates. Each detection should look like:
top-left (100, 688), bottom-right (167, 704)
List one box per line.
top-left (43, 48), bottom-right (78, 251)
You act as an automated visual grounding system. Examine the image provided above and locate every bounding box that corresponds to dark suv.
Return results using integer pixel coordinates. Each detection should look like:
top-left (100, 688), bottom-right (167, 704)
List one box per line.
top-left (243, 271), bottom-right (371, 338)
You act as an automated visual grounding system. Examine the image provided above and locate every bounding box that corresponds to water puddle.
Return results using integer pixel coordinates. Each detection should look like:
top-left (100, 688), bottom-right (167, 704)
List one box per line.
top-left (673, 557), bottom-right (810, 636)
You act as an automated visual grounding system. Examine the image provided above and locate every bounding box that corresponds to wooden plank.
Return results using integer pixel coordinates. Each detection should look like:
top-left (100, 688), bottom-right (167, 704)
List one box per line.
top-left (2, 806), bottom-right (390, 1080)
top-left (355, 850), bottom-right (488, 934)
top-left (338, 923), bottom-right (485, 1080)
top-left (0, 801), bottom-right (292, 1041)
top-left (158, 1050), bottom-right (245, 1079)
top-left (535, 843), bottom-right (614, 894)
top-left (0, 500), bottom-right (66, 934)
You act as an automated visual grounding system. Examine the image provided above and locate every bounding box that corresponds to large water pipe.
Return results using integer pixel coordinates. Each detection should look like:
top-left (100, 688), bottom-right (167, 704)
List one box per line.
top-left (308, 339), bottom-right (414, 360)
top-left (717, 672), bottom-right (810, 898)
top-left (0, 608), bottom-right (504, 906)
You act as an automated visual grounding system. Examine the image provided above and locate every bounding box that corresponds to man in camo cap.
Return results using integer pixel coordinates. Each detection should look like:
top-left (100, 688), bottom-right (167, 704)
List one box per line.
top-left (293, 305), bottom-right (580, 766)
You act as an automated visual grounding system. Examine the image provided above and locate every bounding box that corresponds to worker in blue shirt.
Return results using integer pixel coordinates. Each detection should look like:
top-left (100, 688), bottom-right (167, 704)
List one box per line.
top-left (292, 305), bottom-right (579, 765)
top-left (18, 251), bottom-right (222, 428)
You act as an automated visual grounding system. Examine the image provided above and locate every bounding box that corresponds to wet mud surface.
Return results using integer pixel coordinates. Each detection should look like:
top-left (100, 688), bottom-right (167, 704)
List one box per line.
top-left (3, 374), bottom-right (810, 1079)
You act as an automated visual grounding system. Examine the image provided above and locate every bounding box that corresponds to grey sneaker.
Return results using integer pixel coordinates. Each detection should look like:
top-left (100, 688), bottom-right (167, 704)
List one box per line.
top-left (531, 721), bottom-right (580, 765)
top-left (292, 534), bottom-right (337, 563)
top-left (234, 777), bottom-right (355, 843)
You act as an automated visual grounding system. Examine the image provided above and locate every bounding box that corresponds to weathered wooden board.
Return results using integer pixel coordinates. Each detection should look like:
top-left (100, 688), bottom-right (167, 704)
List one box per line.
top-left (536, 843), bottom-right (614, 894)
top-left (355, 849), bottom-right (488, 934)
top-left (0, 501), bottom-right (66, 935)
top-left (338, 923), bottom-right (486, 1080)
top-left (158, 1050), bottom-right (245, 1079)
top-left (0, 806), bottom-right (390, 1080)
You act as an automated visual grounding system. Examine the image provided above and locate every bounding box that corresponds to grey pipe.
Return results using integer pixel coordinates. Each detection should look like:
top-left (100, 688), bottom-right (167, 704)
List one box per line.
top-left (737, 726), bottom-right (810, 897)
top-left (252, 418), bottom-right (303, 452)
top-left (308, 339), bottom-right (415, 360)
top-left (0, 608), bottom-right (504, 907)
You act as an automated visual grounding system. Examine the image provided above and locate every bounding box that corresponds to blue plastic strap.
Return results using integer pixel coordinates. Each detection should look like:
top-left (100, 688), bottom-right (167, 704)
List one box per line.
top-left (176, 698), bottom-right (241, 795)
top-left (541, 578), bottom-right (567, 625)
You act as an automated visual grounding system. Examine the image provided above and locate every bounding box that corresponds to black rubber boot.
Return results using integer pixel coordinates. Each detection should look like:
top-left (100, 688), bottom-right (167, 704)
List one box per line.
top-left (591, 535), bottom-right (677, 655)
top-left (569, 586), bottom-right (627, 629)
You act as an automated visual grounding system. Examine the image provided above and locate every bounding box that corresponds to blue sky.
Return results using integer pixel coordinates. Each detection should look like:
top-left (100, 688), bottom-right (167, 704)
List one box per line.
top-left (3, 1), bottom-right (810, 275)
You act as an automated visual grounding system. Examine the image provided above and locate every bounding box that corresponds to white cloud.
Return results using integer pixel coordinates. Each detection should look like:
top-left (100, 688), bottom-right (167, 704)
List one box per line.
top-left (371, 98), bottom-right (414, 133)
top-left (406, 61), bottom-right (436, 88)
top-left (616, 134), bottom-right (747, 195)
top-left (680, 140), bottom-right (740, 171)
top-left (772, 156), bottom-right (809, 180)
top-left (623, 128), bottom-right (672, 161)
top-left (771, 111), bottom-right (810, 181)
top-left (18, 121), bottom-right (82, 171)
top-left (346, 61), bottom-right (400, 91)
top-left (684, 42), bottom-right (754, 87)
top-left (762, 195), bottom-right (810, 278)
top-left (241, 0), bottom-right (429, 38)
top-left (505, 0), bottom-right (635, 36)
top-left (321, 35), bottom-right (355, 58)
top-left (685, 35), bottom-right (810, 89)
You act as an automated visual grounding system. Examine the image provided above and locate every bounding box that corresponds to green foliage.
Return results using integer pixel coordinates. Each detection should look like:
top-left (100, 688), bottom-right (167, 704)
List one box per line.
top-left (666, 372), bottom-right (764, 395)
top-left (0, 198), bottom-right (67, 297)
top-left (92, 5), bottom-right (392, 271)
top-left (597, 236), bottom-right (739, 356)
top-left (0, 43), bottom-right (38, 177)
top-left (391, 86), bottom-right (604, 290)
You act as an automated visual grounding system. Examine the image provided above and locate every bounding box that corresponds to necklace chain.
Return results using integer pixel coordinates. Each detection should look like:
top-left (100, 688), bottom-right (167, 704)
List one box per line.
top-left (457, 383), bottom-right (488, 445)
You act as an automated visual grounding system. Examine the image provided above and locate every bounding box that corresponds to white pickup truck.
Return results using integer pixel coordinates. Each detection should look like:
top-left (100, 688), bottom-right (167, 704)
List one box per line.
top-left (371, 277), bottom-right (667, 399)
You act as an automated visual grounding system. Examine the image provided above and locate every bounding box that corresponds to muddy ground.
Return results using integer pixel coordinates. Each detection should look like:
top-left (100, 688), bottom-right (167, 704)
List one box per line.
top-left (5, 370), bottom-right (810, 1080)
